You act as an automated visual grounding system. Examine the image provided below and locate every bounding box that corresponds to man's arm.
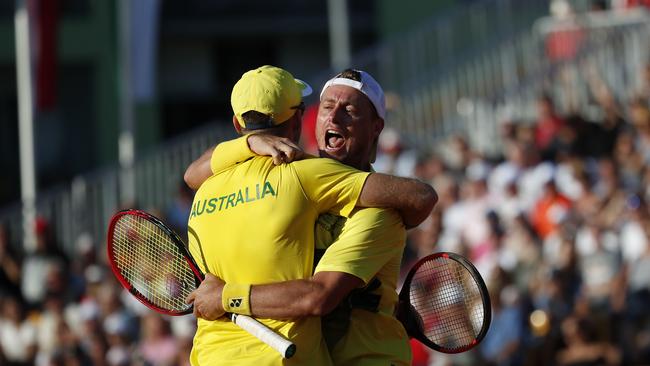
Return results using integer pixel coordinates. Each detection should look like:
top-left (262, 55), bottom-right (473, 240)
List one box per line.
top-left (185, 136), bottom-right (437, 227)
top-left (187, 208), bottom-right (404, 321)
top-left (187, 271), bottom-right (362, 320)
top-left (357, 173), bottom-right (437, 229)
top-left (252, 271), bottom-right (363, 318)
top-left (184, 146), bottom-right (215, 190)
top-left (183, 135), bottom-right (304, 190)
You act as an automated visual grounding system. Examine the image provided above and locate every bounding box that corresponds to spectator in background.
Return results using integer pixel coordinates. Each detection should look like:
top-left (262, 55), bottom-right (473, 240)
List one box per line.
top-left (166, 182), bottom-right (195, 240)
top-left (440, 161), bottom-right (492, 254)
top-left (636, 63), bottom-right (650, 102)
top-left (445, 135), bottom-right (474, 176)
top-left (546, 0), bottom-right (585, 62)
top-left (413, 153), bottom-right (447, 186)
top-left (500, 214), bottom-right (542, 289)
top-left (480, 284), bottom-right (524, 366)
top-left (531, 180), bottom-right (572, 240)
top-left (34, 294), bottom-right (66, 363)
top-left (553, 150), bottom-right (583, 201)
top-left (556, 315), bottom-right (621, 365)
top-left (105, 313), bottom-right (132, 366)
top-left (596, 102), bottom-right (627, 157)
top-left (464, 161), bottom-right (497, 261)
top-left (489, 138), bottom-right (555, 214)
top-left (137, 313), bottom-right (179, 365)
top-left (99, 284), bottom-right (138, 345)
top-left (587, 73), bottom-right (628, 157)
top-left (592, 158), bottom-right (628, 228)
top-left (620, 0), bottom-right (650, 9)
top-left (627, 97), bottom-right (650, 164)
top-left (535, 94), bottom-right (567, 158)
top-left (533, 269), bottom-right (573, 336)
top-left (613, 131), bottom-right (645, 192)
top-left (0, 296), bottom-right (37, 365)
top-left (0, 224), bottom-right (21, 299)
top-left (619, 195), bottom-right (649, 264)
top-left (577, 221), bottom-right (623, 340)
top-left (170, 316), bottom-right (195, 366)
top-left (373, 127), bottom-right (417, 177)
top-left (622, 215), bottom-right (650, 362)
top-left (46, 316), bottom-right (89, 365)
top-left (628, 96), bottom-right (650, 128)
top-left (83, 334), bottom-right (108, 366)
top-left (405, 208), bottom-right (442, 264)
top-left (489, 141), bottom-right (525, 204)
top-left (21, 217), bottom-right (69, 308)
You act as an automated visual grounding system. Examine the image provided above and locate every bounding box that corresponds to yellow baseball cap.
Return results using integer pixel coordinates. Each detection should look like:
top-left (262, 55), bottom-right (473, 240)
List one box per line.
top-left (231, 65), bottom-right (312, 130)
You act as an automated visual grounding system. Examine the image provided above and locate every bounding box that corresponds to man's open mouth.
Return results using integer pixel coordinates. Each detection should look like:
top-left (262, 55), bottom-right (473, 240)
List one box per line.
top-left (325, 130), bottom-right (345, 150)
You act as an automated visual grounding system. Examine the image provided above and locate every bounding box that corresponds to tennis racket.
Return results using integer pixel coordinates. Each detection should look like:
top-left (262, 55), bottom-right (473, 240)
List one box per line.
top-left (396, 252), bottom-right (491, 354)
top-left (106, 209), bottom-right (296, 359)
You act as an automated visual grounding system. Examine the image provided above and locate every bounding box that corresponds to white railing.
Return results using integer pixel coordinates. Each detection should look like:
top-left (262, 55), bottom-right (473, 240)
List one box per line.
top-left (383, 8), bottom-right (650, 156)
top-left (304, 0), bottom-right (549, 153)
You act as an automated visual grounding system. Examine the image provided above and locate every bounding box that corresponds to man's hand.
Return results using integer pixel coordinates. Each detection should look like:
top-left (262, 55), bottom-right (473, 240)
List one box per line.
top-left (247, 134), bottom-right (304, 165)
top-left (186, 273), bottom-right (226, 320)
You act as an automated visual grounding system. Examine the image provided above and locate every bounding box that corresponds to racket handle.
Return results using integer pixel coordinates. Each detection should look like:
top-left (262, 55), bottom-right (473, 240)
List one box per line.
top-left (231, 314), bottom-right (296, 359)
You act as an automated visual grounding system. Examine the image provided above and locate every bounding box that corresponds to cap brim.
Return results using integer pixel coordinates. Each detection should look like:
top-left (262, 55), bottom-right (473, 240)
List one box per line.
top-left (295, 79), bottom-right (312, 97)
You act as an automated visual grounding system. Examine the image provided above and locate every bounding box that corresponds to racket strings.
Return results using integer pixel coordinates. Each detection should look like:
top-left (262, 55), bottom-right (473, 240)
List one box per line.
top-left (111, 215), bottom-right (196, 312)
top-left (409, 257), bottom-right (484, 351)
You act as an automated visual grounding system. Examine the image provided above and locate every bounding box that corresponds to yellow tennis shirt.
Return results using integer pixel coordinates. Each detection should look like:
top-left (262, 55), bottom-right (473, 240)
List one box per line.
top-left (315, 209), bottom-right (412, 366)
top-left (188, 152), bottom-right (369, 366)
top-left (210, 136), bottom-right (412, 365)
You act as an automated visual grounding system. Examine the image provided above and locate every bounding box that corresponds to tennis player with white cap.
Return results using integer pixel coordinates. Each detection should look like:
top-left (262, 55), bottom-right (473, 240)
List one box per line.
top-left (186, 68), bottom-right (435, 365)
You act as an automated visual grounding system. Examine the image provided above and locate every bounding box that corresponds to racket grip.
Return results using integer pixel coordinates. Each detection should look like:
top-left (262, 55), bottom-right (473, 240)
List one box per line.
top-left (231, 314), bottom-right (296, 359)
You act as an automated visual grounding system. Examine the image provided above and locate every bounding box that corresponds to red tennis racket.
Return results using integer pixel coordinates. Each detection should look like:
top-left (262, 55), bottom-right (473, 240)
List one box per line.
top-left (396, 252), bottom-right (491, 354)
top-left (106, 209), bottom-right (296, 358)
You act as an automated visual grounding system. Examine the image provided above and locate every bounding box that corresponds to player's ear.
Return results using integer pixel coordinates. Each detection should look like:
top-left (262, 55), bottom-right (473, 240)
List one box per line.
top-left (232, 115), bottom-right (243, 135)
top-left (369, 117), bottom-right (384, 163)
top-left (373, 116), bottom-right (384, 137)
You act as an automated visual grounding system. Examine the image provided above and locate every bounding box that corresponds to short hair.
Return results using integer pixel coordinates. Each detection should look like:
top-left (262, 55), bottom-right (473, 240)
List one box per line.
top-left (337, 69), bottom-right (362, 82)
top-left (334, 68), bottom-right (379, 119)
top-left (240, 111), bottom-right (292, 136)
top-left (241, 110), bottom-right (274, 127)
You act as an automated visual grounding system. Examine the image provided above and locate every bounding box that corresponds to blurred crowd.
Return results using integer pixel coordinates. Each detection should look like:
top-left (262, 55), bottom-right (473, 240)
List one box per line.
top-left (0, 195), bottom-right (196, 365)
top-left (388, 63), bottom-right (650, 365)
top-left (5, 69), bottom-right (650, 364)
top-left (3, 3), bottom-right (650, 361)
top-left (4, 76), bottom-right (650, 365)
top-left (5, 75), bottom-right (650, 365)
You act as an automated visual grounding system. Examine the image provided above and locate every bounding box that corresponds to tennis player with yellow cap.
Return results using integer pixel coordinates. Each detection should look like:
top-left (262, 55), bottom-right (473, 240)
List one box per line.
top-left (185, 65), bottom-right (436, 365)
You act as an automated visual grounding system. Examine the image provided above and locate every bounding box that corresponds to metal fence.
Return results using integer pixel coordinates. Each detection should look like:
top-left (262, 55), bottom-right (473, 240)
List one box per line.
top-left (462, 8), bottom-right (650, 155)
top-left (307, 0), bottom-right (549, 90)
top-left (305, 0), bottom-right (550, 146)
top-left (348, 8), bottom-right (650, 156)
top-left (0, 122), bottom-right (235, 254)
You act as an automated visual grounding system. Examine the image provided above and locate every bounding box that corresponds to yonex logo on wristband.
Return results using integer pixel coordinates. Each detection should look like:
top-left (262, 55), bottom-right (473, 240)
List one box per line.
top-left (230, 298), bottom-right (243, 308)
top-left (222, 284), bottom-right (252, 315)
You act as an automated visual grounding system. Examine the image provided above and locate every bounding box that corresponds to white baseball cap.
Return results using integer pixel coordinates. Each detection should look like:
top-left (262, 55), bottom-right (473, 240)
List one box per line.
top-left (320, 69), bottom-right (386, 119)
